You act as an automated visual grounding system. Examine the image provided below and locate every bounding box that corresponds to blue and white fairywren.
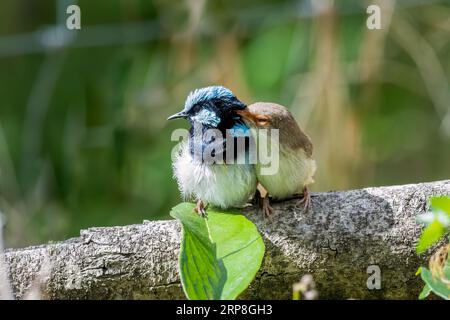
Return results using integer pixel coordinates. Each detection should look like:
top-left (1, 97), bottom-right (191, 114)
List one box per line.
top-left (168, 86), bottom-right (257, 216)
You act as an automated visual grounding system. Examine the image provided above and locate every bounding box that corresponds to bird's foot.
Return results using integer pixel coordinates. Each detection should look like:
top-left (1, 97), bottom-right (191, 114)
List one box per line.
top-left (194, 200), bottom-right (208, 218)
top-left (261, 196), bottom-right (274, 218)
top-left (298, 186), bottom-right (311, 213)
top-left (254, 185), bottom-right (274, 219)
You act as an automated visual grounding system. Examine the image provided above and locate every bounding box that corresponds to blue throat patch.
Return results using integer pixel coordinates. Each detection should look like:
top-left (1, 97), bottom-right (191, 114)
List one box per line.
top-left (188, 116), bottom-right (251, 164)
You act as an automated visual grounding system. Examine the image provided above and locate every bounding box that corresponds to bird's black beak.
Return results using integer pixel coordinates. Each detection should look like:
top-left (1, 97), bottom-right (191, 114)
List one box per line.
top-left (167, 110), bottom-right (187, 121)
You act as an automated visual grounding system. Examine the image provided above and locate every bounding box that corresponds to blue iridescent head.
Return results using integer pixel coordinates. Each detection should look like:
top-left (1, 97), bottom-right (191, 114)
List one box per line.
top-left (167, 86), bottom-right (246, 128)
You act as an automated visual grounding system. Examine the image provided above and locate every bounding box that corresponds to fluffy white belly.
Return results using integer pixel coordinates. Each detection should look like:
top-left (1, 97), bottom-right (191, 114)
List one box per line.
top-left (173, 143), bottom-right (257, 208)
top-left (257, 147), bottom-right (316, 200)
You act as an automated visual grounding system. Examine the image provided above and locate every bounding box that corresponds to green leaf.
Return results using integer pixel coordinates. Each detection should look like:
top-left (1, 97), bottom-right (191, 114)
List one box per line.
top-left (416, 196), bottom-right (450, 228)
top-left (418, 284), bottom-right (431, 300)
top-left (170, 203), bottom-right (265, 300)
top-left (415, 267), bottom-right (422, 276)
top-left (416, 220), bottom-right (444, 253)
top-left (416, 211), bottom-right (450, 228)
top-left (420, 265), bottom-right (450, 300)
top-left (431, 196), bottom-right (450, 214)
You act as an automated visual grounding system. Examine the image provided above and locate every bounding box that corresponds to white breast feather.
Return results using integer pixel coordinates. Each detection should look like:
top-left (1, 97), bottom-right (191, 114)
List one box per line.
top-left (173, 143), bottom-right (257, 208)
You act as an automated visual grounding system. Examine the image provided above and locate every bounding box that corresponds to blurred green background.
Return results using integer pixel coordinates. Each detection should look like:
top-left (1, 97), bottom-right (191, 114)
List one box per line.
top-left (0, 0), bottom-right (449, 247)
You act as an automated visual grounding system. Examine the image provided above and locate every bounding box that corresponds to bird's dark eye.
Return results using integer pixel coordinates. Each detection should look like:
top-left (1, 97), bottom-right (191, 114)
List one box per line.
top-left (190, 104), bottom-right (202, 114)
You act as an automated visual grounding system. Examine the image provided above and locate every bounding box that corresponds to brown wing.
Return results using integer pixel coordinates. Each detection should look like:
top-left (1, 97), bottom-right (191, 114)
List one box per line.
top-left (247, 102), bottom-right (313, 157)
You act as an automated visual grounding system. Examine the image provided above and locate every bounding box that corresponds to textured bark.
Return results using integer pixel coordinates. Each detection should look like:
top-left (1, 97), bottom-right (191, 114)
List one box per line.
top-left (3, 180), bottom-right (450, 299)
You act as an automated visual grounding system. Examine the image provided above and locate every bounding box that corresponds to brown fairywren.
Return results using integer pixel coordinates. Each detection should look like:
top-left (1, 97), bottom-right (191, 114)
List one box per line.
top-left (237, 102), bottom-right (316, 217)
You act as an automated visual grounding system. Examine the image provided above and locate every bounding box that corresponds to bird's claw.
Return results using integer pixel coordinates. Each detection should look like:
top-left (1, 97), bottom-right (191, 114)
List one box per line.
top-left (261, 196), bottom-right (274, 219)
top-left (254, 188), bottom-right (274, 219)
top-left (194, 200), bottom-right (208, 218)
top-left (298, 186), bottom-right (311, 213)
